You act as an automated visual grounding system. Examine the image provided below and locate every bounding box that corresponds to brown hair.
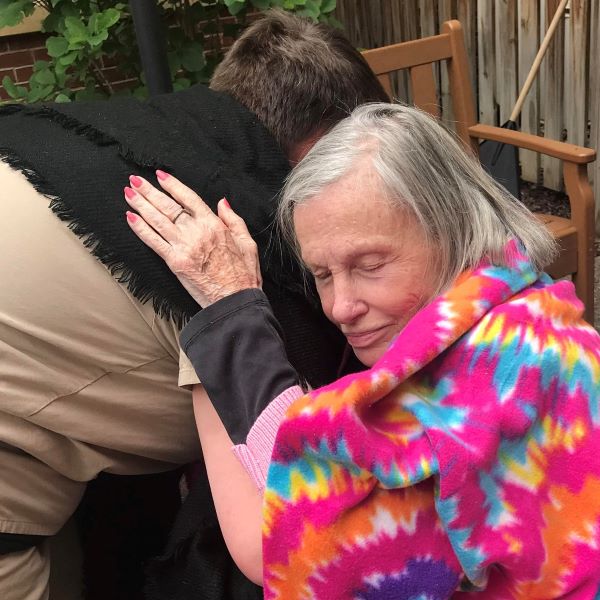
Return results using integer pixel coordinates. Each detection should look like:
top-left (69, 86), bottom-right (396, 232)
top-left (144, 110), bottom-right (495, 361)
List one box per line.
top-left (210, 10), bottom-right (389, 157)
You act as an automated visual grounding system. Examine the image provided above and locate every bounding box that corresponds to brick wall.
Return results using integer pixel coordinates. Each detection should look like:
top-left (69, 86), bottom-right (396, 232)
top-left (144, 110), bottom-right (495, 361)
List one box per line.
top-left (0, 30), bottom-right (137, 101)
top-left (0, 31), bottom-right (48, 100)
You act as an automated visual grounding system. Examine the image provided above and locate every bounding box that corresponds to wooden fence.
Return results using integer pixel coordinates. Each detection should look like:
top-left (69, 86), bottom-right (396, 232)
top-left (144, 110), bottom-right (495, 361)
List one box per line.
top-left (335, 0), bottom-right (599, 225)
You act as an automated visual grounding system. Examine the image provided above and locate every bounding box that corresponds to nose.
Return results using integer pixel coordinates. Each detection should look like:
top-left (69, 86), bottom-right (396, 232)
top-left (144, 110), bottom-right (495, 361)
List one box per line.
top-left (329, 277), bottom-right (368, 325)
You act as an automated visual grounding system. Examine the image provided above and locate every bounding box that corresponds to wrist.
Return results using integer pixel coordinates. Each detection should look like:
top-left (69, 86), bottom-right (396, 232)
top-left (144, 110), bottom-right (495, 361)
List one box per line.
top-left (204, 283), bottom-right (262, 307)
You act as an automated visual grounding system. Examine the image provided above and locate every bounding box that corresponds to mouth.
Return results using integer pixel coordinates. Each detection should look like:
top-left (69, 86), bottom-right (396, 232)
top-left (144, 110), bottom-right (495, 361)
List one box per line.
top-left (343, 326), bottom-right (388, 348)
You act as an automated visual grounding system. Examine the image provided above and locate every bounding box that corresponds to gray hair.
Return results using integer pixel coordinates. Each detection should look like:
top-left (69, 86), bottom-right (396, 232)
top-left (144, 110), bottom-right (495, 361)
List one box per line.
top-left (277, 103), bottom-right (558, 298)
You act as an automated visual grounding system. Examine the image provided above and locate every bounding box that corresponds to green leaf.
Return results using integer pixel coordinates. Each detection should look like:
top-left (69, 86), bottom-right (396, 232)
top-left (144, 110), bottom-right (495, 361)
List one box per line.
top-left (64, 16), bottom-right (88, 44)
top-left (32, 68), bottom-right (56, 85)
top-left (250, 0), bottom-right (270, 9)
top-left (322, 14), bottom-right (342, 28)
top-left (296, 0), bottom-right (320, 19)
top-left (173, 77), bottom-right (191, 91)
top-left (0, 0), bottom-right (29, 28)
top-left (41, 11), bottom-right (62, 33)
top-left (95, 8), bottom-right (121, 31)
top-left (27, 83), bottom-right (54, 104)
top-left (2, 75), bottom-right (20, 99)
top-left (132, 85), bottom-right (148, 100)
top-left (54, 92), bottom-right (72, 103)
top-left (224, 0), bottom-right (246, 16)
top-left (181, 45), bottom-right (205, 72)
top-left (321, 0), bottom-right (335, 13)
top-left (47, 36), bottom-right (69, 57)
top-left (88, 30), bottom-right (109, 47)
top-left (58, 51), bottom-right (79, 66)
top-left (59, 4), bottom-right (78, 19)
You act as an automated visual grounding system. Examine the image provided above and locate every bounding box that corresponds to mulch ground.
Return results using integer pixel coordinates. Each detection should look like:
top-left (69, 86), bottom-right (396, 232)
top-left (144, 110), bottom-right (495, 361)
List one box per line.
top-left (519, 181), bottom-right (600, 256)
top-left (520, 181), bottom-right (570, 219)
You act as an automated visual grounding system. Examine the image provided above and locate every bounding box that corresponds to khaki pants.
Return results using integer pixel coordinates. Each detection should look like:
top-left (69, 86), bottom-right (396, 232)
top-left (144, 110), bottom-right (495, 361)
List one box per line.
top-left (0, 162), bottom-right (201, 598)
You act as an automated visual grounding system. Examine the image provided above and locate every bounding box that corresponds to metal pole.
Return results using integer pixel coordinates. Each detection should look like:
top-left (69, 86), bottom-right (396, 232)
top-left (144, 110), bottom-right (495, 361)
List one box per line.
top-left (129, 0), bottom-right (173, 96)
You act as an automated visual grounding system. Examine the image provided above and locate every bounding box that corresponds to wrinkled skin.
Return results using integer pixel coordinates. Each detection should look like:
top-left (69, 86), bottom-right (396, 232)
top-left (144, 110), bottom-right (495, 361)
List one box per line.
top-left (124, 172), bottom-right (261, 308)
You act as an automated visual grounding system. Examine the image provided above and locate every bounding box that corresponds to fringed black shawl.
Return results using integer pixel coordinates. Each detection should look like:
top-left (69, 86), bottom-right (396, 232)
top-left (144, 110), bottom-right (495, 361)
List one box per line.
top-left (0, 85), bottom-right (303, 327)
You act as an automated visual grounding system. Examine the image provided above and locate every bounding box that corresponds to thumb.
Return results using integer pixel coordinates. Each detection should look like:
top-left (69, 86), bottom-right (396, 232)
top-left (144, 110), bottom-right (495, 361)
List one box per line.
top-left (218, 198), bottom-right (262, 288)
top-left (217, 198), bottom-right (253, 241)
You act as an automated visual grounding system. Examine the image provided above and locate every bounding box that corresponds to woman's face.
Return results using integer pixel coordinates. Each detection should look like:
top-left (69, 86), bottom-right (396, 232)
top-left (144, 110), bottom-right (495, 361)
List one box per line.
top-left (293, 163), bottom-right (438, 367)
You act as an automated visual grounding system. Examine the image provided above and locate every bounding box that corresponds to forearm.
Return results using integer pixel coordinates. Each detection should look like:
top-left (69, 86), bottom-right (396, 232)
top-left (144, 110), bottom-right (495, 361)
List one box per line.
top-left (192, 385), bottom-right (263, 585)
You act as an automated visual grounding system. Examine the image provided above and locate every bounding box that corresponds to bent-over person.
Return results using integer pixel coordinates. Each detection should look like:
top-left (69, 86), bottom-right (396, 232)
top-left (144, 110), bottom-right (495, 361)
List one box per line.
top-left (0, 11), bottom-right (387, 600)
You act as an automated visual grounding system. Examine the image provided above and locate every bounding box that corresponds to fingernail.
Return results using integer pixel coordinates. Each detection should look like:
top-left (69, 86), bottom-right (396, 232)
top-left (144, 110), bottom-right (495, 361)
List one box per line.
top-left (221, 197), bottom-right (230, 209)
top-left (126, 211), bottom-right (138, 223)
top-left (156, 169), bottom-right (169, 181)
top-left (129, 175), bottom-right (143, 188)
top-left (124, 186), bottom-right (136, 199)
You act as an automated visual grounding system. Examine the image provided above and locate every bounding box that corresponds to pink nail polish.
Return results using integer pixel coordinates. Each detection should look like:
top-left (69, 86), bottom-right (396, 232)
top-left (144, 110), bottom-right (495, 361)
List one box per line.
top-left (129, 175), bottom-right (142, 188)
top-left (124, 186), bottom-right (136, 199)
top-left (156, 169), bottom-right (169, 181)
top-left (221, 197), bottom-right (230, 209)
top-left (126, 211), bottom-right (138, 223)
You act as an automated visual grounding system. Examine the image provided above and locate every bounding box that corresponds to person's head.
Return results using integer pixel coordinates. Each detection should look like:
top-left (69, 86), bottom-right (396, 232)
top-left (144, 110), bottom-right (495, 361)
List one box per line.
top-left (209, 10), bottom-right (388, 161)
top-left (278, 103), bottom-right (558, 366)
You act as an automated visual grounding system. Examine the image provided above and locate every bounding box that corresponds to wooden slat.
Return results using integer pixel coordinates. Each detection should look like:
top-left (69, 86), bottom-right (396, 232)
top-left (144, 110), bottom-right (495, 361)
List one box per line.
top-left (445, 20), bottom-right (479, 153)
top-left (477, 0), bottom-right (496, 124)
top-left (438, 0), bottom-right (455, 123)
top-left (456, 0), bottom-right (478, 91)
top-left (590, 0), bottom-right (600, 234)
top-left (419, 0), bottom-right (439, 36)
top-left (539, 0), bottom-right (565, 191)
top-left (376, 74), bottom-right (394, 100)
top-left (564, 0), bottom-right (589, 148)
top-left (419, 0), bottom-right (441, 109)
top-left (362, 34), bottom-right (452, 73)
top-left (517, 0), bottom-right (541, 183)
top-left (495, 0), bottom-right (518, 124)
top-left (398, 0), bottom-right (419, 103)
top-left (410, 63), bottom-right (441, 117)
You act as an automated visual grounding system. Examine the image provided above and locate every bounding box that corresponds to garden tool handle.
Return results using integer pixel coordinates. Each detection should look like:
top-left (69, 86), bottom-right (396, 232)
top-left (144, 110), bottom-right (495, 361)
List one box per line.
top-left (510, 0), bottom-right (569, 122)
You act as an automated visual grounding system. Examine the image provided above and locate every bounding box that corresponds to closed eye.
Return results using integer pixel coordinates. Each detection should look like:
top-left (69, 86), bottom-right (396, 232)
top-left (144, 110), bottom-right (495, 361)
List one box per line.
top-left (361, 262), bottom-right (384, 271)
top-left (356, 262), bottom-right (386, 275)
top-left (313, 270), bottom-right (332, 281)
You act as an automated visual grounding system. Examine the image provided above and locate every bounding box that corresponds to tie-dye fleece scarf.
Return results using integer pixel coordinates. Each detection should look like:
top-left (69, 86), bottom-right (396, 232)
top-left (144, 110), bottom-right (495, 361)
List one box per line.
top-left (263, 243), bottom-right (600, 599)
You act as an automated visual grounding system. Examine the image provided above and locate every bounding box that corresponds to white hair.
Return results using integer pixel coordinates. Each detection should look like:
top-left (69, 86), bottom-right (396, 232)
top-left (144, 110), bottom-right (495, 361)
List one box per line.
top-left (277, 102), bottom-right (558, 298)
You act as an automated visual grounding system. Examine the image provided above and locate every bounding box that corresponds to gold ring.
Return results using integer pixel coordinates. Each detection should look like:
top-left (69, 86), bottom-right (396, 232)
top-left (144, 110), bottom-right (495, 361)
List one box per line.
top-left (172, 207), bottom-right (187, 223)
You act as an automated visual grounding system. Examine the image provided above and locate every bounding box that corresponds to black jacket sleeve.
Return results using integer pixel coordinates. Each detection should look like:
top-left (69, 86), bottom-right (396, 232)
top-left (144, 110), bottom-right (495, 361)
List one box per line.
top-left (179, 288), bottom-right (300, 444)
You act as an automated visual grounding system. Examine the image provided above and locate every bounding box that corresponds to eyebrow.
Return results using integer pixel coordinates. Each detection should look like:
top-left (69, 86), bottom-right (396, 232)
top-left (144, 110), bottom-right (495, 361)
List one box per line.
top-left (303, 247), bottom-right (390, 271)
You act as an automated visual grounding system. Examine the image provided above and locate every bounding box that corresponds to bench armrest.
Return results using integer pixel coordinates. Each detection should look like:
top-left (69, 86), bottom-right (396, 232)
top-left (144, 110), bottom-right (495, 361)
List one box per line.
top-left (469, 124), bottom-right (596, 164)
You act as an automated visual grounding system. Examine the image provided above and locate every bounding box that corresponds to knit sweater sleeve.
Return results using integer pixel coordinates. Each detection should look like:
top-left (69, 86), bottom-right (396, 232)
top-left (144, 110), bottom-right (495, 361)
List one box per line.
top-left (231, 385), bottom-right (304, 491)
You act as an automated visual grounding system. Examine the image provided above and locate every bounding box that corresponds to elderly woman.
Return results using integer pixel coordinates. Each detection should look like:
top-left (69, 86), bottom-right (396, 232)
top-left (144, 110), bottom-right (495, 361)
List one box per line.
top-left (125, 104), bottom-right (600, 598)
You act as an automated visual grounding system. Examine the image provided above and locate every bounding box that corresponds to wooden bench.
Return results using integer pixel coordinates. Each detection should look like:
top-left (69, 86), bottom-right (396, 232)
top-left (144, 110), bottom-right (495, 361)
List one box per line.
top-left (363, 20), bottom-right (597, 324)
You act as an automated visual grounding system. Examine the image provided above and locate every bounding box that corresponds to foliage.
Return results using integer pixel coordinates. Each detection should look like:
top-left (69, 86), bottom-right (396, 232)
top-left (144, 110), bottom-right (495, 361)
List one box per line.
top-left (0, 0), bottom-right (338, 103)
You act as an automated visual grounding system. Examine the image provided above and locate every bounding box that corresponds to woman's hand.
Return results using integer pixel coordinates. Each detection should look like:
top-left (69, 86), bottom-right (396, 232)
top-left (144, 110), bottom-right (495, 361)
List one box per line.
top-left (124, 170), bottom-right (262, 307)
